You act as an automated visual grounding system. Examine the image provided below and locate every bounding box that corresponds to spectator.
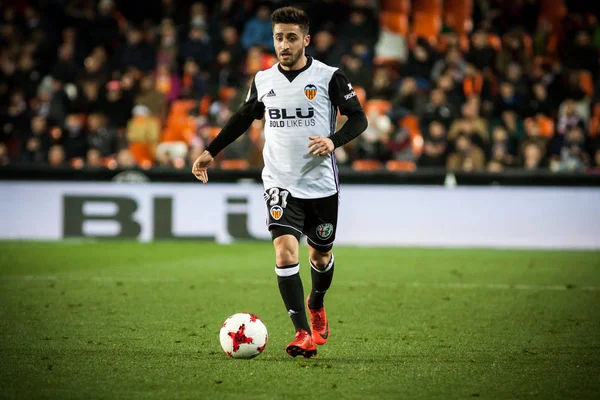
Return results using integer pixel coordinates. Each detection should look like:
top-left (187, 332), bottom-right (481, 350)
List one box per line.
top-left (20, 116), bottom-right (50, 165)
top-left (218, 25), bottom-right (245, 68)
top-left (308, 30), bottom-right (345, 68)
top-left (125, 105), bottom-right (161, 162)
top-left (179, 59), bottom-right (206, 101)
top-left (551, 126), bottom-right (590, 172)
top-left (339, 53), bottom-right (371, 93)
top-left (179, 24), bottom-right (213, 71)
top-left (14, 53), bottom-right (42, 101)
top-left (88, 0), bottom-right (120, 51)
top-left (156, 19), bottom-right (179, 70)
top-left (391, 77), bottom-right (427, 116)
top-left (86, 113), bottom-right (120, 158)
top-left (51, 44), bottom-right (78, 84)
top-left (98, 80), bottom-right (132, 130)
top-left (154, 63), bottom-right (180, 103)
top-left (136, 74), bottom-right (167, 119)
top-left (368, 66), bottom-right (397, 100)
top-left (431, 47), bottom-right (467, 83)
top-left (446, 134), bottom-right (486, 171)
top-left (241, 5), bottom-right (273, 51)
top-left (337, 6), bottom-right (378, 50)
top-left (0, 143), bottom-right (10, 166)
top-left (562, 30), bottom-right (598, 74)
top-left (86, 148), bottom-right (104, 168)
top-left (418, 121), bottom-right (448, 168)
top-left (115, 26), bottom-right (156, 73)
top-left (522, 142), bottom-right (545, 170)
top-left (488, 125), bottom-right (515, 167)
top-left (421, 88), bottom-right (455, 131)
top-left (48, 144), bottom-right (66, 167)
top-left (466, 30), bottom-right (496, 72)
top-left (403, 39), bottom-right (436, 85)
top-left (525, 83), bottom-right (552, 118)
top-left (62, 113), bottom-right (88, 161)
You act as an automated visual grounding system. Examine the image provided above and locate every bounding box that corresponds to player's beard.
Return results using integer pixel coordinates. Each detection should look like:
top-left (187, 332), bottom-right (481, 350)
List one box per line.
top-left (278, 48), bottom-right (303, 68)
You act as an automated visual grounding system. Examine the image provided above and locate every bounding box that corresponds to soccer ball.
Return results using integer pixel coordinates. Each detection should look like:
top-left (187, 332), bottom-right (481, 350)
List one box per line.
top-left (219, 313), bottom-right (268, 359)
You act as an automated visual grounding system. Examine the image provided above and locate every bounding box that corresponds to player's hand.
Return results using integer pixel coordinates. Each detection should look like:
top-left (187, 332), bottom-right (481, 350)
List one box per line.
top-left (308, 136), bottom-right (335, 156)
top-left (191, 150), bottom-right (214, 183)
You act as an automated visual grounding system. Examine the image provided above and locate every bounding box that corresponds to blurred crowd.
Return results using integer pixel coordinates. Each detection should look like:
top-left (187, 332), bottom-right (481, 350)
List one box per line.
top-left (1, 0), bottom-right (599, 173)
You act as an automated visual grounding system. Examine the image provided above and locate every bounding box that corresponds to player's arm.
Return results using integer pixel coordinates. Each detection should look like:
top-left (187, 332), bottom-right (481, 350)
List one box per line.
top-left (308, 70), bottom-right (368, 156)
top-left (192, 78), bottom-right (265, 182)
top-left (328, 70), bottom-right (368, 147)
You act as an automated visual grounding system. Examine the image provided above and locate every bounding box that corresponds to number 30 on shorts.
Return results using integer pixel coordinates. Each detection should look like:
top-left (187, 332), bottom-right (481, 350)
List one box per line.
top-left (265, 188), bottom-right (289, 221)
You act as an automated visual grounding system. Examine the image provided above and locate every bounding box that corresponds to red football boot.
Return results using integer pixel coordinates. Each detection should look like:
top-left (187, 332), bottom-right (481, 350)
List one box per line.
top-left (285, 329), bottom-right (317, 358)
top-left (306, 295), bottom-right (330, 345)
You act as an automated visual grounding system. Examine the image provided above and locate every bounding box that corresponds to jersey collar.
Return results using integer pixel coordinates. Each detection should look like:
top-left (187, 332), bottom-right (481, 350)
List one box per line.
top-left (278, 56), bottom-right (313, 83)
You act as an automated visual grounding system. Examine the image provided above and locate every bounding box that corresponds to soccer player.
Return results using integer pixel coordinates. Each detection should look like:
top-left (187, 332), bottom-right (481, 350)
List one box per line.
top-left (192, 6), bottom-right (367, 358)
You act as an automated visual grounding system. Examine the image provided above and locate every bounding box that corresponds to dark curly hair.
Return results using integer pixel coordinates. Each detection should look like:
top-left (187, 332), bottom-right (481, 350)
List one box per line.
top-left (271, 6), bottom-right (309, 35)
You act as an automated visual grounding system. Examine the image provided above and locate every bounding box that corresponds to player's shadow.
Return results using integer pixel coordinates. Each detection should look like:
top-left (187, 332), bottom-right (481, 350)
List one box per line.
top-left (256, 355), bottom-right (400, 365)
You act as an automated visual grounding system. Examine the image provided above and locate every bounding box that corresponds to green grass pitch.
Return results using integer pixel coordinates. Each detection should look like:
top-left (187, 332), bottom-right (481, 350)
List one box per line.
top-left (0, 241), bottom-right (599, 399)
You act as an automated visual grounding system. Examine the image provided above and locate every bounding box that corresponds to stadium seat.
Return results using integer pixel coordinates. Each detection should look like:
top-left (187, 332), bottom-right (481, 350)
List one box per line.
top-left (219, 86), bottom-right (237, 101)
top-left (381, 0), bottom-right (410, 13)
top-left (537, 115), bottom-right (555, 138)
top-left (579, 71), bottom-right (594, 97)
top-left (353, 86), bottom-right (367, 107)
top-left (380, 11), bottom-right (409, 35)
top-left (199, 94), bottom-right (212, 116)
top-left (463, 72), bottom-right (484, 97)
top-left (588, 103), bottom-right (600, 137)
top-left (399, 115), bottom-right (424, 156)
top-left (539, 0), bottom-right (567, 33)
top-left (411, 11), bottom-right (442, 43)
top-left (207, 126), bottom-right (222, 139)
top-left (364, 99), bottom-right (392, 116)
top-left (129, 142), bottom-right (155, 164)
top-left (487, 34), bottom-right (502, 51)
top-left (443, 0), bottom-right (473, 36)
top-left (162, 113), bottom-right (197, 144)
top-left (352, 159), bottom-right (383, 171)
top-left (386, 160), bottom-right (416, 172)
top-left (412, 0), bottom-right (443, 12)
top-left (522, 33), bottom-right (533, 56)
top-left (220, 159), bottom-right (250, 170)
top-left (400, 114), bottom-right (420, 135)
top-left (169, 99), bottom-right (196, 117)
top-left (593, 102), bottom-right (600, 119)
top-left (248, 119), bottom-right (263, 143)
top-left (589, 117), bottom-right (599, 138)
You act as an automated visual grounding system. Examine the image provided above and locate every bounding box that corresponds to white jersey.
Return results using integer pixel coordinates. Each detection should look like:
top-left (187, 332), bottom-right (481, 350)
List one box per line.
top-left (247, 57), bottom-right (359, 199)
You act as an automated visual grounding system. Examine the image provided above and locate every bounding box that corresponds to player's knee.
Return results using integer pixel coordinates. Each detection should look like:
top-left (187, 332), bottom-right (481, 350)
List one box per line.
top-left (273, 237), bottom-right (298, 266)
top-left (309, 250), bottom-right (331, 270)
top-left (275, 247), bottom-right (297, 266)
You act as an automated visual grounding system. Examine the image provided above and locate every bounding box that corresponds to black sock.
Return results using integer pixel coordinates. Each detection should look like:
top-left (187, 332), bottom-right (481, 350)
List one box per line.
top-left (276, 264), bottom-right (311, 333)
top-left (309, 254), bottom-right (335, 310)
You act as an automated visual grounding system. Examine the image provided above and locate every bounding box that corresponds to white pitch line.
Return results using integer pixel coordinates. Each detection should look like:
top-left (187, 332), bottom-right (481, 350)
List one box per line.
top-left (0, 275), bottom-right (598, 291)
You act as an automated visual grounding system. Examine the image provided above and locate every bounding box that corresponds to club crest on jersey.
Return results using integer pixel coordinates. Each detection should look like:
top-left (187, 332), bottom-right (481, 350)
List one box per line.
top-left (316, 223), bottom-right (333, 239)
top-left (304, 84), bottom-right (317, 100)
top-left (270, 205), bottom-right (283, 220)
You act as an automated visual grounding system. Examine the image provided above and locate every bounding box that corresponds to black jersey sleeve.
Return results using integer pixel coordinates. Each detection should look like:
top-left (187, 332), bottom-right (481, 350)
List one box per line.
top-left (206, 77), bottom-right (266, 157)
top-left (327, 70), bottom-right (368, 148)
